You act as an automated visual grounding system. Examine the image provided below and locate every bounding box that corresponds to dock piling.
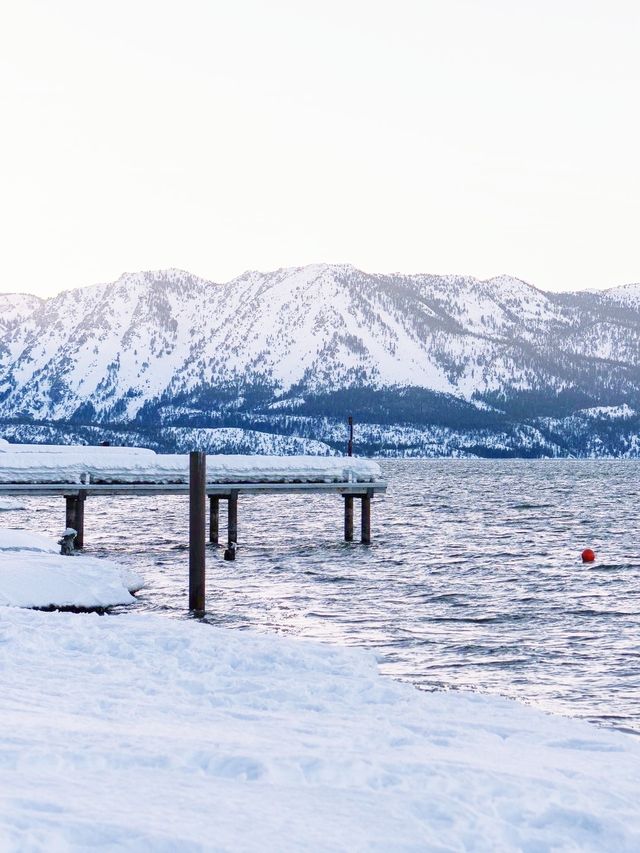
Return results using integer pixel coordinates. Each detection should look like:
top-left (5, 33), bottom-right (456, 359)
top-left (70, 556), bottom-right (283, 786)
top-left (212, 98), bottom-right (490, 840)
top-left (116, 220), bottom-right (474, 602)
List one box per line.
top-left (65, 491), bottom-right (86, 549)
top-left (344, 495), bottom-right (354, 541)
top-left (189, 451), bottom-right (206, 613)
top-left (65, 495), bottom-right (76, 535)
top-left (75, 491), bottom-right (86, 548)
top-left (209, 495), bottom-right (219, 545)
top-left (361, 491), bottom-right (371, 545)
top-left (227, 490), bottom-right (238, 549)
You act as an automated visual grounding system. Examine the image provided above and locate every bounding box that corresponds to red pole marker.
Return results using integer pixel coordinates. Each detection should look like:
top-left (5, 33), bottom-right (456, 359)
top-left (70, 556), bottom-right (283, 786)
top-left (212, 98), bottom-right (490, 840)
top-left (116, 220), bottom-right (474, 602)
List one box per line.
top-left (581, 548), bottom-right (596, 563)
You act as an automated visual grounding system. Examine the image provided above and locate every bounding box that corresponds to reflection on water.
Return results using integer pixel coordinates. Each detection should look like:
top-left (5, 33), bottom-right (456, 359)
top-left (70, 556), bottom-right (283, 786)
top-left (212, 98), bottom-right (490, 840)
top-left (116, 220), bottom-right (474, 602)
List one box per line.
top-left (6, 459), bottom-right (640, 733)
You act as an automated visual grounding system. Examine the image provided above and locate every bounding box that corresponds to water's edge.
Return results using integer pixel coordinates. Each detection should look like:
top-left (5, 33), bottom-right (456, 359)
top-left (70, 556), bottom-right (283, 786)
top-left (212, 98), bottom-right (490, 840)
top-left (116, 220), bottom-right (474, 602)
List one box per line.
top-left (5, 459), bottom-right (639, 732)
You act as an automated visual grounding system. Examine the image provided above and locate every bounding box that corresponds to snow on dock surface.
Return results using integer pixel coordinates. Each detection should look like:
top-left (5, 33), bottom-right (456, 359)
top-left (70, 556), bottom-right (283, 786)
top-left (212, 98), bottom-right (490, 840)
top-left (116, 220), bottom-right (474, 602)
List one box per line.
top-left (0, 443), bottom-right (382, 485)
top-left (0, 608), bottom-right (639, 852)
top-left (0, 529), bottom-right (142, 608)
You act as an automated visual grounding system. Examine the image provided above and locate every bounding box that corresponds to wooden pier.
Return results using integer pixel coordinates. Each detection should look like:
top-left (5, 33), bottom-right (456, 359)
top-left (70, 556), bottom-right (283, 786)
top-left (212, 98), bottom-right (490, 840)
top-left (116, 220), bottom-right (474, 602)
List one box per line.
top-left (0, 452), bottom-right (387, 613)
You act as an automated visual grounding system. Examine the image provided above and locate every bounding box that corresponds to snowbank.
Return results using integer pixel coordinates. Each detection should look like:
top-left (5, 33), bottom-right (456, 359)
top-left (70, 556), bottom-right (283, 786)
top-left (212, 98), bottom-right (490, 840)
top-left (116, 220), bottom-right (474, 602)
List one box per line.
top-left (0, 529), bottom-right (60, 553)
top-left (0, 444), bottom-right (382, 485)
top-left (0, 529), bottom-right (143, 608)
top-left (0, 608), bottom-right (638, 851)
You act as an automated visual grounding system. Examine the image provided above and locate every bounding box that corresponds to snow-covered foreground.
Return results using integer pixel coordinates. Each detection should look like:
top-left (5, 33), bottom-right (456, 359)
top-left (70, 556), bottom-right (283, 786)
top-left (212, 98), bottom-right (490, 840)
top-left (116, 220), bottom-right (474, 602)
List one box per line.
top-left (0, 608), bottom-right (638, 852)
top-left (0, 529), bottom-right (142, 608)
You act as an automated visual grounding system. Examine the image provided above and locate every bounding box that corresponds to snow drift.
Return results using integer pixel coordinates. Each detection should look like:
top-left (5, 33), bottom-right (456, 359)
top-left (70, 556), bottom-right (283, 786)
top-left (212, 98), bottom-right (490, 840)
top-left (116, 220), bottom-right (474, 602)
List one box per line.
top-left (0, 608), bottom-right (638, 850)
top-left (0, 529), bottom-right (143, 608)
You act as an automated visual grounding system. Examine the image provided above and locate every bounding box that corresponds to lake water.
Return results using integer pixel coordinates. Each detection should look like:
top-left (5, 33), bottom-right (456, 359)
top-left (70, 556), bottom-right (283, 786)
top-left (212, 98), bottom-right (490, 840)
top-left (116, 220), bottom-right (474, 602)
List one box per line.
top-left (8, 459), bottom-right (640, 733)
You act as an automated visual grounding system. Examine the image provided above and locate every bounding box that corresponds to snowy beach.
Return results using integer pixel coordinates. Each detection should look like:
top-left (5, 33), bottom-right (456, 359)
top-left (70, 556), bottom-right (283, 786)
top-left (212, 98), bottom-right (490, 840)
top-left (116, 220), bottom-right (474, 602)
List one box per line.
top-left (2, 605), bottom-right (640, 852)
top-left (0, 529), bottom-right (142, 609)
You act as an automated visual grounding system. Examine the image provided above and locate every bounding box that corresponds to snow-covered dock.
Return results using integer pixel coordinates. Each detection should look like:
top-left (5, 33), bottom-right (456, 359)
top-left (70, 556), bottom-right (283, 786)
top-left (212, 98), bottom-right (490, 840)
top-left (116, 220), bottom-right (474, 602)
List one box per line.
top-left (0, 440), bottom-right (383, 487)
top-left (0, 442), bottom-right (386, 570)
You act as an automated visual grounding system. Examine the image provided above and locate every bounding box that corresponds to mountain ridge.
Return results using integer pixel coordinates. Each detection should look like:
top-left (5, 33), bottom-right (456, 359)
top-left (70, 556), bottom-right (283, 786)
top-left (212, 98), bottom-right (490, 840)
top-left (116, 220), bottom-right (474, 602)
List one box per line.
top-left (1, 264), bottom-right (640, 457)
top-left (5, 262), bottom-right (640, 301)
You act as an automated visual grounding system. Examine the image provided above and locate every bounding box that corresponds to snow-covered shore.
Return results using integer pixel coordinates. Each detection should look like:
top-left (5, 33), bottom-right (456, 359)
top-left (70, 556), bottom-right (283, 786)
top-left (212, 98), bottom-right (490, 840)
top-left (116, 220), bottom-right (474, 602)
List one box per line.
top-left (1, 521), bottom-right (638, 850)
top-left (1, 607), bottom-right (639, 851)
top-left (0, 529), bottom-right (142, 608)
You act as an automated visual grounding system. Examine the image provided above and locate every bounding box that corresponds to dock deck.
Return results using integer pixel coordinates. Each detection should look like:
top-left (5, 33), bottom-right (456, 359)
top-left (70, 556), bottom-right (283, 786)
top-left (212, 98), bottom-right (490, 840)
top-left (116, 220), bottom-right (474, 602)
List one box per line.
top-left (0, 480), bottom-right (387, 497)
top-left (0, 445), bottom-right (387, 610)
top-left (0, 445), bottom-right (387, 547)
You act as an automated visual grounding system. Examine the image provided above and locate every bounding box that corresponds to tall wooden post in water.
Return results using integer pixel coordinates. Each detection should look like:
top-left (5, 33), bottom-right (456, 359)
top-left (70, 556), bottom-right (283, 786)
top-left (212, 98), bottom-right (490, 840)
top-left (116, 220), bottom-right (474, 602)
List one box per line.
top-left (345, 415), bottom-right (355, 541)
top-left (189, 451), bottom-right (206, 613)
top-left (75, 493), bottom-right (86, 548)
top-left (65, 496), bottom-right (76, 535)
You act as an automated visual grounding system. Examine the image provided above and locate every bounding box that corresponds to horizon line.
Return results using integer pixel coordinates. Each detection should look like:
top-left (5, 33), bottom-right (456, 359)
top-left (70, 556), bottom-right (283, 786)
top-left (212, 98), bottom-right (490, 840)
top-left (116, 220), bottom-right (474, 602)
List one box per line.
top-left (1, 262), bottom-right (639, 300)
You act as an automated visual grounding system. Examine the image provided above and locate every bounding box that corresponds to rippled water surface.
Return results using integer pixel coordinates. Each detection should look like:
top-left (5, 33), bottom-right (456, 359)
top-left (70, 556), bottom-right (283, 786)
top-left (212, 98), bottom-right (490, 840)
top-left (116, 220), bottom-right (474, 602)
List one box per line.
top-left (9, 460), bottom-right (640, 732)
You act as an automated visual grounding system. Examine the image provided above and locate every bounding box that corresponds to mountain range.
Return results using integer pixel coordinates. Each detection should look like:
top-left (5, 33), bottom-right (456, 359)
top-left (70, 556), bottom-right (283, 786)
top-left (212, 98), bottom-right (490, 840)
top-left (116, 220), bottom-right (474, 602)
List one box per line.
top-left (1, 264), bottom-right (640, 457)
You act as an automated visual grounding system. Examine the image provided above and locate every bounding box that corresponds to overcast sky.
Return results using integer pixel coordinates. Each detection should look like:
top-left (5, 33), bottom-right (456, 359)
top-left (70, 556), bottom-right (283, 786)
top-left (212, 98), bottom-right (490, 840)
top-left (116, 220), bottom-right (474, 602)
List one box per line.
top-left (1, 0), bottom-right (638, 296)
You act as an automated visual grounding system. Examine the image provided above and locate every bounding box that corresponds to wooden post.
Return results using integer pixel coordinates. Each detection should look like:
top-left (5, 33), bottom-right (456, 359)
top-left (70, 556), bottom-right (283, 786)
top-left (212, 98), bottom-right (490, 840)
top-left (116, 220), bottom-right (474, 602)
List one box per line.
top-left (209, 495), bottom-right (219, 545)
top-left (75, 491), bottom-right (86, 548)
top-left (65, 491), bottom-right (86, 548)
top-left (65, 495), bottom-right (76, 534)
top-left (361, 492), bottom-right (371, 545)
top-left (227, 490), bottom-right (238, 548)
top-left (344, 495), bottom-right (354, 541)
top-left (189, 451), bottom-right (206, 613)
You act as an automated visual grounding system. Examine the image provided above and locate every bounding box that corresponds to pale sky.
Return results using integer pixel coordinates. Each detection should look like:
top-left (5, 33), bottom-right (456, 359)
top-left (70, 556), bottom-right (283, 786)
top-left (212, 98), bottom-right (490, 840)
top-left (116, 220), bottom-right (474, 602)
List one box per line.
top-left (1, 0), bottom-right (638, 297)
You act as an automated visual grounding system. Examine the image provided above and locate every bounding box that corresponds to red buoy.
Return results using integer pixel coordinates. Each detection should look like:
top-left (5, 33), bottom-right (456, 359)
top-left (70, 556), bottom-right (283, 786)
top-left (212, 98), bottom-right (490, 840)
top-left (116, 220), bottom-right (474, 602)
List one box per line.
top-left (581, 548), bottom-right (596, 563)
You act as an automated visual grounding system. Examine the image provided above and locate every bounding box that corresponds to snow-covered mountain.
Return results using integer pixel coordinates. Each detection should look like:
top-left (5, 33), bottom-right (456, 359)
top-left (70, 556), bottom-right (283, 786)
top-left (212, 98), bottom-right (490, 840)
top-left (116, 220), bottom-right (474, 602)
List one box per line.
top-left (1, 264), bottom-right (640, 456)
top-left (0, 292), bottom-right (43, 372)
